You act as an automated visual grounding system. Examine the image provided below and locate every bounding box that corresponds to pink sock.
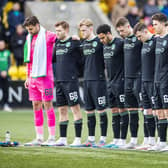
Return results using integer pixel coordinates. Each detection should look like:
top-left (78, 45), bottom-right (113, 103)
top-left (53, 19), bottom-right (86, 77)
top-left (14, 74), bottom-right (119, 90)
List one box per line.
top-left (46, 108), bottom-right (56, 136)
top-left (34, 109), bottom-right (44, 138)
top-left (35, 126), bottom-right (43, 135)
top-left (48, 126), bottom-right (55, 137)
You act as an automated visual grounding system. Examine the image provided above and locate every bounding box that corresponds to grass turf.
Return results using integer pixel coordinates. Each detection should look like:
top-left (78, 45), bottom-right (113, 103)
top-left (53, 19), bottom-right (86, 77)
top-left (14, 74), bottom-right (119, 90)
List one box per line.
top-left (0, 109), bottom-right (167, 168)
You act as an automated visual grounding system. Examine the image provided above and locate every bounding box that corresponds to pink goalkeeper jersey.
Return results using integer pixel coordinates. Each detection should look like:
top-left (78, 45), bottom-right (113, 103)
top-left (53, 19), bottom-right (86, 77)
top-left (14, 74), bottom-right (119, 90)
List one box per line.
top-left (27, 31), bottom-right (57, 81)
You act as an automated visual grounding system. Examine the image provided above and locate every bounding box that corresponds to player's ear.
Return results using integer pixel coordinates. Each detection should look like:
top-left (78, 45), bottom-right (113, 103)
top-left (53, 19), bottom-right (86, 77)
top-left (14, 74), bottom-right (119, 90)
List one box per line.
top-left (66, 27), bottom-right (69, 33)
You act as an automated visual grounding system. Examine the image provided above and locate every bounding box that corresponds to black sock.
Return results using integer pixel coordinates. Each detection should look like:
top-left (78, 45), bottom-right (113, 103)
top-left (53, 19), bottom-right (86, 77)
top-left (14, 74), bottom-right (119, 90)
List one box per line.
top-left (130, 111), bottom-right (139, 137)
top-left (74, 119), bottom-right (83, 137)
top-left (158, 119), bottom-right (167, 142)
top-left (87, 113), bottom-right (96, 136)
top-left (120, 111), bottom-right (129, 139)
top-left (112, 113), bottom-right (120, 139)
top-left (100, 112), bottom-right (108, 137)
top-left (146, 115), bottom-right (156, 137)
top-left (144, 115), bottom-right (149, 138)
top-left (59, 120), bottom-right (69, 137)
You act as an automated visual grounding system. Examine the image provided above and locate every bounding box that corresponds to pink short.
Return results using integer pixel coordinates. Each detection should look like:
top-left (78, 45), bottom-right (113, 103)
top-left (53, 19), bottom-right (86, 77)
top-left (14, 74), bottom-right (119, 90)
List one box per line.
top-left (28, 77), bottom-right (54, 101)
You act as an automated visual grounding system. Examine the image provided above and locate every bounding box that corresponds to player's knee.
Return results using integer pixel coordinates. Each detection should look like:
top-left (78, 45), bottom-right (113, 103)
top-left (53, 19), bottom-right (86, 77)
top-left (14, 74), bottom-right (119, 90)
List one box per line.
top-left (43, 101), bottom-right (53, 111)
top-left (33, 101), bottom-right (42, 111)
top-left (157, 109), bottom-right (167, 120)
top-left (86, 110), bottom-right (95, 114)
top-left (164, 109), bottom-right (168, 119)
top-left (72, 109), bottom-right (82, 120)
top-left (58, 106), bottom-right (68, 117)
top-left (111, 107), bottom-right (119, 114)
top-left (97, 109), bottom-right (106, 114)
top-left (119, 108), bottom-right (126, 113)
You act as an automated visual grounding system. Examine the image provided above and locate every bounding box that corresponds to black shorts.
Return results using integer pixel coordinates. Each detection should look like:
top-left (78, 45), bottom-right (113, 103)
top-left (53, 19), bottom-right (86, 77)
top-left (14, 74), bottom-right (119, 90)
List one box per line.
top-left (56, 81), bottom-right (80, 107)
top-left (154, 82), bottom-right (168, 109)
top-left (141, 81), bottom-right (154, 109)
top-left (84, 80), bottom-right (107, 111)
top-left (107, 79), bottom-right (125, 108)
top-left (124, 77), bottom-right (141, 108)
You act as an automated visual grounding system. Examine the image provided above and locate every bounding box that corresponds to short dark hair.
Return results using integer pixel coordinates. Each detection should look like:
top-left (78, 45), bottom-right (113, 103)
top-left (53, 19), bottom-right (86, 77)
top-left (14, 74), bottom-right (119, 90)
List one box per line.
top-left (96, 24), bottom-right (111, 34)
top-left (152, 13), bottom-right (167, 23)
top-left (55, 21), bottom-right (69, 29)
top-left (116, 17), bottom-right (129, 28)
top-left (23, 16), bottom-right (40, 27)
top-left (133, 22), bottom-right (147, 34)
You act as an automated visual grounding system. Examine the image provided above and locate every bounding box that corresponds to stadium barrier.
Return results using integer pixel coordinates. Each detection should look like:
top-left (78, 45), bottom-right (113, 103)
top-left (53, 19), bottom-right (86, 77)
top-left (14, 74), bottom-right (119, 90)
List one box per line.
top-left (0, 81), bottom-right (84, 107)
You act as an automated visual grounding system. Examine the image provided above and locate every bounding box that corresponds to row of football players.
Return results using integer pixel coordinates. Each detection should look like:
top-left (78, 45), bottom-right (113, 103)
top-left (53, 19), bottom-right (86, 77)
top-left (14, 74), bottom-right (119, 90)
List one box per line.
top-left (23, 14), bottom-right (167, 152)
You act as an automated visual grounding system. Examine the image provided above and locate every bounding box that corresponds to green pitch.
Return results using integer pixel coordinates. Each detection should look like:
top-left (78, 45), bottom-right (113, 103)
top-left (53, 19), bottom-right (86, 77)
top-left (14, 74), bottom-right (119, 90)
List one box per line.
top-left (0, 109), bottom-right (167, 168)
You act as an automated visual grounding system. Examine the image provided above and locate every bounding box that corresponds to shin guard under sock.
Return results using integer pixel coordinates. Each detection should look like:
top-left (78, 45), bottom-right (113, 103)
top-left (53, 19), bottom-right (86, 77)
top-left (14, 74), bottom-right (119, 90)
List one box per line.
top-left (112, 113), bottom-right (120, 139)
top-left (87, 113), bottom-right (96, 136)
top-left (158, 119), bottom-right (167, 142)
top-left (130, 111), bottom-right (139, 137)
top-left (120, 111), bottom-right (129, 139)
top-left (74, 119), bottom-right (83, 137)
top-left (60, 120), bottom-right (69, 137)
top-left (100, 112), bottom-right (108, 137)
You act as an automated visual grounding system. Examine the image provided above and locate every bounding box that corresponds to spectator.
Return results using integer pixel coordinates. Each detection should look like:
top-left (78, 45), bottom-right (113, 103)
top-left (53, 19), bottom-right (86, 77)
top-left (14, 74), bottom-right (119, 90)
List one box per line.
top-left (0, 0), bottom-right (7, 14)
top-left (9, 0), bottom-right (25, 12)
top-left (111, 0), bottom-right (130, 25)
top-left (11, 24), bottom-right (26, 66)
top-left (0, 40), bottom-right (12, 112)
top-left (135, 0), bottom-right (146, 8)
top-left (143, 0), bottom-right (159, 18)
top-left (7, 2), bottom-right (24, 34)
top-left (126, 6), bottom-right (140, 27)
top-left (0, 16), bottom-right (5, 41)
top-left (157, 0), bottom-right (168, 17)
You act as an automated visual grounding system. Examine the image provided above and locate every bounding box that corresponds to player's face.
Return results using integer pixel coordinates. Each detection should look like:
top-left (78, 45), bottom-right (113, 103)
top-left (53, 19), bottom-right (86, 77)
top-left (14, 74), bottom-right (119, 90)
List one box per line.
top-left (80, 25), bottom-right (92, 39)
top-left (135, 30), bottom-right (147, 42)
top-left (0, 41), bottom-right (5, 50)
top-left (25, 24), bottom-right (40, 35)
top-left (55, 25), bottom-right (68, 40)
top-left (152, 20), bottom-right (164, 35)
top-left (98, 33), bottom-right (110, 45)
top-left (117, 24), bottom-right (130, 38)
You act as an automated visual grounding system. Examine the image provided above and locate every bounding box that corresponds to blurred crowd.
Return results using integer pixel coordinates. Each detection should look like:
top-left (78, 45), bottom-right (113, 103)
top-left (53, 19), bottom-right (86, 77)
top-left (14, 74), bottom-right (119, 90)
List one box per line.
top-left (100, 0), bottom-right (168, 33)
top-left (0, 0), bottom-right (27, 81)
top-left (1, 0), bottom-right (168, 82)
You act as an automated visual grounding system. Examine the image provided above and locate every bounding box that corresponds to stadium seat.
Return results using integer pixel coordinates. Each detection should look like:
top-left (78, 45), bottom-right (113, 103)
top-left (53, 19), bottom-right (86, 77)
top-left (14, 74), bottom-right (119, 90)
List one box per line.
top-left (99, 1), bottom-right (109, 14)
top-left (18, 65), bottom-right (26, 80)
top-left (8, 65), bottom-right (19, 80)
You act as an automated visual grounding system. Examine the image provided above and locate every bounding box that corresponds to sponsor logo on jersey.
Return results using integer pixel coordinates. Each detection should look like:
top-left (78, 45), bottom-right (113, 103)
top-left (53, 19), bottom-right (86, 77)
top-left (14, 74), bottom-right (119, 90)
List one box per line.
top-left (163, 40), bottom-right (167, 47)
top-left (132, 36), bottom-right (137, 42)
top-left (149, 40), bottom-right (153, 46)
top-left (92, 41), bottom-right (98, 47)
top-left (66, 42), bottom-right (71, 47)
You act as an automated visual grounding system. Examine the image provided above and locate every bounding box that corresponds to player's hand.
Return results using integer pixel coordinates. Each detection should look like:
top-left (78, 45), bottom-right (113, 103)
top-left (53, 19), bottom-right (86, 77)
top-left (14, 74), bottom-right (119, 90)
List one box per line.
top-left (24, 78), bottom-right (29, 89)
top-left (1, 71), bottom-right (7, 78)
top-left (72, 35), bottom-right (80, 40)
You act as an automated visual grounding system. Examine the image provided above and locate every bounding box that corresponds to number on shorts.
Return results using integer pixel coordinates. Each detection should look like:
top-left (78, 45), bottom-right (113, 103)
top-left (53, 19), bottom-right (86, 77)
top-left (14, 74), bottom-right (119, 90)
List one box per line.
top-left (45, 88), bottom-right (53, 96)
top-left (119, 94), bottom-right (125, 103)
top-left (151, 96), bottom-right (155, 105)
top-left (98, 96), bottom-right (106, 106)
top-left (139, 92), bottom-right (143, 101)
top-left (163, 95), bottom-right (168, 103)
top-left (69, 91), bottom-right (78, 102)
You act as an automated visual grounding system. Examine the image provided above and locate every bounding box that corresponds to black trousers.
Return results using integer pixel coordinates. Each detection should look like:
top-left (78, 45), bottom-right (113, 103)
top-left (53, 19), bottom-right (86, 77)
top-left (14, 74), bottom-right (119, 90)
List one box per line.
top-left (0, 76), bottom-right (9, 105)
